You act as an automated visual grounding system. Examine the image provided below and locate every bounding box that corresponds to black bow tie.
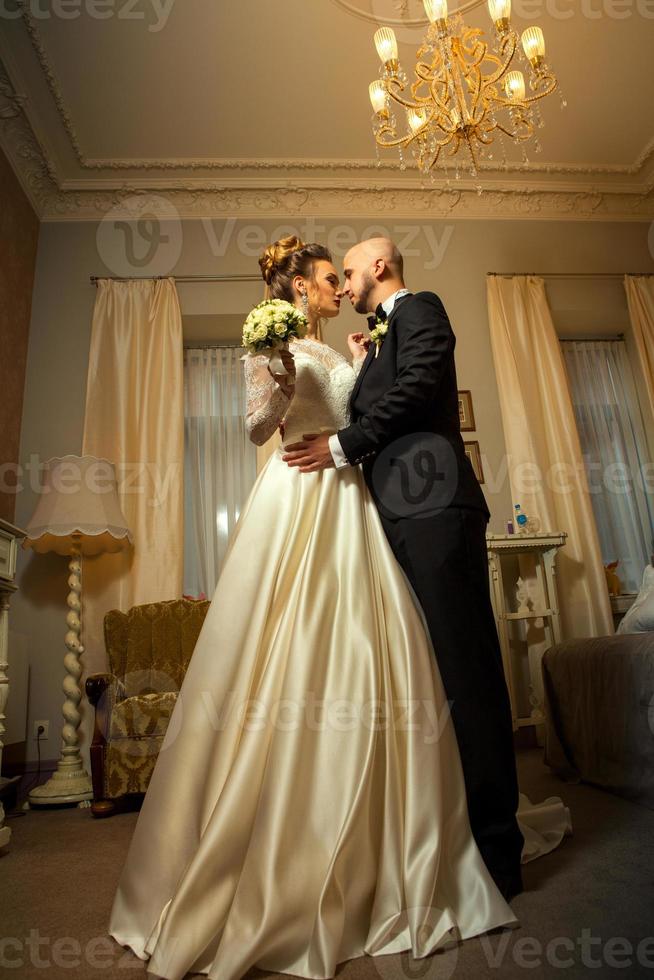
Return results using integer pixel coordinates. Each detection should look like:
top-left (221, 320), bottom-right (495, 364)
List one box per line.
top-left (368, 305), bottom-right (387, 331)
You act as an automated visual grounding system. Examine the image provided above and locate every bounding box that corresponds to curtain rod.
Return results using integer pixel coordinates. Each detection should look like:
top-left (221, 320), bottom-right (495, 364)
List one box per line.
top-left (560, 334), bottom-right (625, 342)
top-left (90, 274), bottom-right (261, 284)
top-left (487, 272), bottom-right (654, 279)
top-left (183, 343), bottom-right (243, 350)
top-left (92, 272), bottom-right (654, 284)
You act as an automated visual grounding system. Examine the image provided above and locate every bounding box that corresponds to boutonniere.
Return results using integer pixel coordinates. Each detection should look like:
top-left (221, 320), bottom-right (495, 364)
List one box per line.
top-left (369, 319), bottom-right (388, 358)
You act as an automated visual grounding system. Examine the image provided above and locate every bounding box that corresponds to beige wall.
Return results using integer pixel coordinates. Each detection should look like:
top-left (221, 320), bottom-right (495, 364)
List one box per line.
top-left (12, 215), bottom-right (654, 766)
top-left (0, 144), bottom-right (39, 524)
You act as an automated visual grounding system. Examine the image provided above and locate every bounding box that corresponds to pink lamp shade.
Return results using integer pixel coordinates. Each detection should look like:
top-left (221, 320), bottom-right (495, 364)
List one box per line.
top-left (23, 455), bottom-right (133, 557)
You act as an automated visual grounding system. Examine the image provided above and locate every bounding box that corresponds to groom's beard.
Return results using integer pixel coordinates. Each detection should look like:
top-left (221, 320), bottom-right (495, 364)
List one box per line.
top-left (353, 272), bottom-right (376, 315)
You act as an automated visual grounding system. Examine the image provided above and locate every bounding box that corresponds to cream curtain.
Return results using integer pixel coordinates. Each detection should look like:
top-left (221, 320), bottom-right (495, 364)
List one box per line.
top-left (184, 347), bottom-right (257, 597)
top-left (81, 278), bottom-right (184, 677)
top-left (486, 275), bottom-right (613, 639)
top-left (624, 276), bottom-right (654, 420)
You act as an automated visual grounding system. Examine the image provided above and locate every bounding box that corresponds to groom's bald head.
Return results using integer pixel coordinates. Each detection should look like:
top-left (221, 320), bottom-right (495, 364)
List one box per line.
top-left (342, 237), bottom-right (406, 314)
top-left (346, 237), bottom-right (404, 279)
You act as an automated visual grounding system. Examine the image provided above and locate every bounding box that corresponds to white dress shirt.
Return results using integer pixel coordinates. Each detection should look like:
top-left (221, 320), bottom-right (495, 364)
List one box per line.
top-left (328, 288), bottom-right (411, 468)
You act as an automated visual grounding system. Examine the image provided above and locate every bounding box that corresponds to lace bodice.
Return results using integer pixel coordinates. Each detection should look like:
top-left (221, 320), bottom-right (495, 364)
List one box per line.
top-left (242, 338), bottom-right (364, 446)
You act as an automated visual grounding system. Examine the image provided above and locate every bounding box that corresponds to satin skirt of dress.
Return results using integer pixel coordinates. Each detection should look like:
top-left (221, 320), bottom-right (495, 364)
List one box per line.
top-left (108, 448), bottom-right (520, 980)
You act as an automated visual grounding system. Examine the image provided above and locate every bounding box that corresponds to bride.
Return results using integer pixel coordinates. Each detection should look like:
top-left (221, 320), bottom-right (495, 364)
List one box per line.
top-left (108, 237), bottom-right (567, 980)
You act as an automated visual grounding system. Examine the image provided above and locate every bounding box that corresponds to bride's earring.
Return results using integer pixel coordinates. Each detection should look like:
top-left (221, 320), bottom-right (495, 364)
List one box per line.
top-left (300, 290), bottom-right (309, 316)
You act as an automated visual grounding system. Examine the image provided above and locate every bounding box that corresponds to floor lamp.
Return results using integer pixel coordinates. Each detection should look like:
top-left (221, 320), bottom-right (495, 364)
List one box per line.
top-left (23, 455), bottom-right (132, 806)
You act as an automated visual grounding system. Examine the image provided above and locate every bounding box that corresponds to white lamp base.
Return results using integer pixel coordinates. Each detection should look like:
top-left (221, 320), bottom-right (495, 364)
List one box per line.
top-left (29, 542), bottom-right (93, 808)
top-left (28, 765), bottom-right (93, 806)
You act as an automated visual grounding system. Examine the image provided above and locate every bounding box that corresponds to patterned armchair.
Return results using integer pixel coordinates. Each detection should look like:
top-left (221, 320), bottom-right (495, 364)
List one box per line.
top-left (85, 598), bottom-right (210, 817)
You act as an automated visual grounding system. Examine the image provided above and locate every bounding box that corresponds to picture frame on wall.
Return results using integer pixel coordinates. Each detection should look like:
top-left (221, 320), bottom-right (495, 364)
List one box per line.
top-left (464, 441), bottom-right (484, 484)
top-left (458, 390), bottom-right (476, 432)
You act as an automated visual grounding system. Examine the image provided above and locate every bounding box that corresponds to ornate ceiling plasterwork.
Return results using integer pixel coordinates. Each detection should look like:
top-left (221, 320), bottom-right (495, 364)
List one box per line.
top-left (49, 149), bottom-right (654, 178)
top-left (0, 11), bottom-right (652, 222)
top-left (13, 2), bottom-right (654, 183)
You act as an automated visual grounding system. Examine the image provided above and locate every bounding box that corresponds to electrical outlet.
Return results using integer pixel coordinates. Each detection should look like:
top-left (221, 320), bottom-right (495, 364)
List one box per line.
top-left (33, 720), bottom-right (49, 740)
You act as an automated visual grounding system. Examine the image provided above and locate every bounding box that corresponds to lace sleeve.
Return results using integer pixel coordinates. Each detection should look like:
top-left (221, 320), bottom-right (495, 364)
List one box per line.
top-left (352, 356), bottom-right (367, 377)
top-left (242, 353), bottom-right (294, 446)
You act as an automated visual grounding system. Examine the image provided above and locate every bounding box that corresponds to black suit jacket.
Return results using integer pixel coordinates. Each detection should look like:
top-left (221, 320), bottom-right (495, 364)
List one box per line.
top-left (337, 291), bottom-right (490, 521)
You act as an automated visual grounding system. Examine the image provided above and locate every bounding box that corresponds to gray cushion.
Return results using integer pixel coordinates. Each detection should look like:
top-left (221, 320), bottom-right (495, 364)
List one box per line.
top-left (617, 565), bottom-right (654, 634)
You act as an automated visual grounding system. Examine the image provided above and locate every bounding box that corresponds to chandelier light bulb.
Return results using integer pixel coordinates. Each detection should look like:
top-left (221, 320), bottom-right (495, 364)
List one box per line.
top-left (504, 70), bottom-right (525, 101)
top-left (424, 0), bottom-right (449, 35)
top-left (369, 80), bottom-right (388, 115)
top-left (521, 26), bottom-right (546, 69)
top-left (407, 107), bottom-right (427, 133)
top-left (424, 0), bottom-right (448, 22)
top-left (488, 0), bottom-right (511, 32)
top-left (374, 27), bottom-right (399, 69)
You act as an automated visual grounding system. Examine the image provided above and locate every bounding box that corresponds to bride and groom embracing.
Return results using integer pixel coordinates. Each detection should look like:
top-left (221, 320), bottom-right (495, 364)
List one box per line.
top-left (109, 235), bottom-right (568, 980)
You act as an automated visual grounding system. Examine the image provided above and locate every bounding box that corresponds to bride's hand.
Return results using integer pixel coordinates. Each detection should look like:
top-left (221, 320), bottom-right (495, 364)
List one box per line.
top-left (347, 332), bottom-right (370, 360)
top-left (268, 348), bottom-right (296, 394)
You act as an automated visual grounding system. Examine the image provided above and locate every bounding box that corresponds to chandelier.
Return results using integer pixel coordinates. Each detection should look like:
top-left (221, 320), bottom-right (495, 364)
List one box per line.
top-left (368, 0), bottom-right (563, 179)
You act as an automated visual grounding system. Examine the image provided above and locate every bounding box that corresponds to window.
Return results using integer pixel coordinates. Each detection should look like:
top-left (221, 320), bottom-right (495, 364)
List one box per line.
top-left (561, 340), bottom-right (654, 593)
top-left (183, 346), bottom-right (257, 597)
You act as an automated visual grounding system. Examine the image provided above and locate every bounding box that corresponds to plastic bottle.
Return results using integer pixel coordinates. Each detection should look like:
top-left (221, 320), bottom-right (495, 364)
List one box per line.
top-left (514, 504), bottom-right (529, 533)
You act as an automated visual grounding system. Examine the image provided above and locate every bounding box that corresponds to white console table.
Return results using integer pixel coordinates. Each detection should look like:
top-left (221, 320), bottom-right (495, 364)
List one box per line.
top-left (486, 531), bottom-right (567, 732)
top-left (0, 519), bottom-right (26, 848)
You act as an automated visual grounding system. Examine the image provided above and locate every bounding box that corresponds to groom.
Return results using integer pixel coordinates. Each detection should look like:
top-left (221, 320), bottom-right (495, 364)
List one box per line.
top-left (282, 237), bottom-right (524, 901)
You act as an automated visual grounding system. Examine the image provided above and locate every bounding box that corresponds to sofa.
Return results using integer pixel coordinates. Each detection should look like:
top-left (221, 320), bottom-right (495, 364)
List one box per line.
top-left (542, 631), bottom-right (654, 810)
top-left (85, 597), bottom-right (210, 817)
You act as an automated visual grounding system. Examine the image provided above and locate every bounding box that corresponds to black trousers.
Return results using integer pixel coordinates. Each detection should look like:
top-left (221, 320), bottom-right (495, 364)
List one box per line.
top-left (379, 505), bottom-right (524, 880)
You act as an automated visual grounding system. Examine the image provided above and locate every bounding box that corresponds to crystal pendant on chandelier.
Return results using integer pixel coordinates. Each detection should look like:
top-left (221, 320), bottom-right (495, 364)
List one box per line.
top-left (366, 0), bottom-right (559, 180)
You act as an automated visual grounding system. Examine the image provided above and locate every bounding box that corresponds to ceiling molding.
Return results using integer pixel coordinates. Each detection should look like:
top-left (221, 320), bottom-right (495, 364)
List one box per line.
top-left (11, 6), bottom-right (654, 187)
top-left (0, 53), bottom-right (652, 223)
top-left (16, 0), bottom-right (84, 162)
top-left (35, 189), bottom-right (651, 223)
top-left (75, 147), bottom-right (654, 179)
top-left (0, 59), bottom-right (58, 197)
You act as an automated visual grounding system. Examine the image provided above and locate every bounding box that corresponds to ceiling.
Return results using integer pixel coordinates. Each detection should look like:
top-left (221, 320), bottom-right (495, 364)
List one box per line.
top-left (0, 0), bottom-right (652, 220)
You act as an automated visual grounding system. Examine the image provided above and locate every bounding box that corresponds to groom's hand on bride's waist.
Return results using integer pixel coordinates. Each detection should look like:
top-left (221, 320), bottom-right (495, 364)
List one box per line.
top-left (282, 432), bottom-right (336, 472)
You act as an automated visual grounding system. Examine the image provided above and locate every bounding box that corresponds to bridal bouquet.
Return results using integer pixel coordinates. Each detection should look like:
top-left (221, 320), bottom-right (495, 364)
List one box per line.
top-left (242, 299), bottom-right (308, 382)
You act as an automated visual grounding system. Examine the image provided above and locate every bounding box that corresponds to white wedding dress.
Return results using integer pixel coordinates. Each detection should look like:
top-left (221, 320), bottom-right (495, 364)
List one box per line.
top-left (108, 337), bottom-right (571, 980)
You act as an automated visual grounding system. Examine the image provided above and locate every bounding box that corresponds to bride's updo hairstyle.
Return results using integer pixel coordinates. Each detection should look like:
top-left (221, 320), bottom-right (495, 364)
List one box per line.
top-left (259, 235), bottom-right (332, 303)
